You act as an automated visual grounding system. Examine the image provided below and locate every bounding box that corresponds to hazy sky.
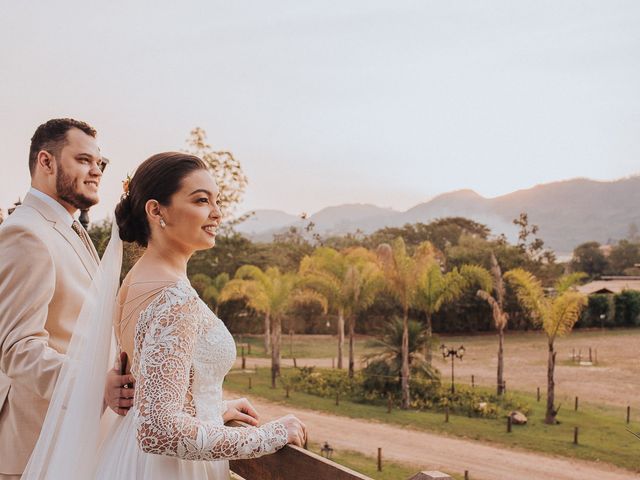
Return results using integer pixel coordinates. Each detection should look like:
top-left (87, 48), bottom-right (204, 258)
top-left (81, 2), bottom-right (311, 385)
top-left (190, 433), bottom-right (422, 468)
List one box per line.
top-left (1, 1), bottom-right (639, 221)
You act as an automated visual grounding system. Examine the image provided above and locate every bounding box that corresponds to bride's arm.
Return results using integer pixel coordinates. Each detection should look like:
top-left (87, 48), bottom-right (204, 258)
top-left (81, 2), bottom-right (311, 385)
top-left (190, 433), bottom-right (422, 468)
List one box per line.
top-left (134, 294), bottom-right (287, 461)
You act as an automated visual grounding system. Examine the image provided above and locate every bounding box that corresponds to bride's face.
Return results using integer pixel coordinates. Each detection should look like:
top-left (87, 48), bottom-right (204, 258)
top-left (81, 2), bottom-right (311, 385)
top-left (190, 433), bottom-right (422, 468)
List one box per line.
top-left (161, 169), bottom-right (222, 251)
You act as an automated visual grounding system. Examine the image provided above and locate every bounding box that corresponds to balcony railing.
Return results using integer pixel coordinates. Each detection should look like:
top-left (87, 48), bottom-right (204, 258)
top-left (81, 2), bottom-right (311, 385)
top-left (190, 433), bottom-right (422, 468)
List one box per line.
top-left (228, 421), bottom-right (452, 480)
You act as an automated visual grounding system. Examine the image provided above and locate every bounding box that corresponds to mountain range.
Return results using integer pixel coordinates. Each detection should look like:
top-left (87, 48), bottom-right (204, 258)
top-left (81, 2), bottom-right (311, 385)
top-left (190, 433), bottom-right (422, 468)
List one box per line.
top-left (235, 177), bottom-right (640, 255)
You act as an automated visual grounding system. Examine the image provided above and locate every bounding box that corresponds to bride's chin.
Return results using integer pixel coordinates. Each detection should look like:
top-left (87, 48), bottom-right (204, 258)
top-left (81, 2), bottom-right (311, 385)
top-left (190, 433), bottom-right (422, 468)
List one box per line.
top-left (198, 238), bottom-right (216, 249)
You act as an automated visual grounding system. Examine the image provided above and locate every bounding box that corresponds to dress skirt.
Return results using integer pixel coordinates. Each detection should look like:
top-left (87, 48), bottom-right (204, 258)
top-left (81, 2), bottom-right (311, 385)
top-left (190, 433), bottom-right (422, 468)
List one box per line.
top-left (95, 411), bottom-right (230, 480)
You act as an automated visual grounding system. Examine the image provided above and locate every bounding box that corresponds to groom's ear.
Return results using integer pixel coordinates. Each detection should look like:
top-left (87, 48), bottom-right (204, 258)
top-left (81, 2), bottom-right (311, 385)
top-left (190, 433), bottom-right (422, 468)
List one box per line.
top-left (35, 150), bottom-right (56, 176)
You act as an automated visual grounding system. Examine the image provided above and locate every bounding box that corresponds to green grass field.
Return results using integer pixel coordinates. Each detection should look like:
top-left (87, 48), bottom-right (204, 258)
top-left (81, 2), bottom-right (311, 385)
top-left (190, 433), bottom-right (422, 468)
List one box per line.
top-left (234, 334), bottom-right (380, 359)
top-left (224, 366), bottom-right (640, 472)
top-left (306, 442), bottom-right (463, 480)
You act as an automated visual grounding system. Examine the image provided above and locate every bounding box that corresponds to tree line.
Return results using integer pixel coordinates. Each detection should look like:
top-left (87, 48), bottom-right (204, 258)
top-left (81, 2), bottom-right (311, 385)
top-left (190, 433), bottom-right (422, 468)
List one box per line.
top-left (78, 128), bottom-right (625, 425)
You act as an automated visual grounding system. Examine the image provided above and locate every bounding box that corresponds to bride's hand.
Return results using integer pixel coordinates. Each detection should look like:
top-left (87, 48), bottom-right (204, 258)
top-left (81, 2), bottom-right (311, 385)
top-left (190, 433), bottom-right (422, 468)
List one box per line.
top-left (222, 397), bottom-right (259, 426)
top-left (276, 414), bottom-right (307, 447)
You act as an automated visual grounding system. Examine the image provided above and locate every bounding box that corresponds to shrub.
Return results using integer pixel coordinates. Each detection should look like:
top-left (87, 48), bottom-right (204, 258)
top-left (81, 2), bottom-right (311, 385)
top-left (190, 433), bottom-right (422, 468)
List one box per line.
top-left (288, 367), bottom-right (363, 398)
top-left (287, 366), bottom-right (528, 419)
top-left (433, 386), bottom-right (530, 419)
top-left (578, 294), bottom-right (614, 328)
top-left (614, 290), bottom-right (640, 326)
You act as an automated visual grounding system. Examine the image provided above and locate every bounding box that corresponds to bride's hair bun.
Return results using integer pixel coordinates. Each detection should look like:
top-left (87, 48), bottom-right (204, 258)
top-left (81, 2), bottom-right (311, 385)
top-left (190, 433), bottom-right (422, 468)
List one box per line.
top-left (114, 194), bottom-right (139, 244)
top-left (113, 152), bottom-right (207, 247)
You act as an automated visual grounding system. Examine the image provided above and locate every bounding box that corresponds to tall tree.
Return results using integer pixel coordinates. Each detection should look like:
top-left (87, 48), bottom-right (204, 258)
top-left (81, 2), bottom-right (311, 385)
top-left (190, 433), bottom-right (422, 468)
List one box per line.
top-left (202, 272), bottom-right (230, 315)
top-left (608, 240), bottom-right (640, 275)
top-left (190, 273), bottom-right (213, 297)
top-left (570, 241), bottom-right (608, 278)
top-left (414, 260), bottom-right (491, 364)
top-left (505, 270), bottom-right (587, 424)
top-left (220, 265), bottom-right (326, 387)
top-left (376, 238), bottom-right (434, 409)
top-left (300, 247), bottom-right (383, 375)
top-left (476, 253), bottom-right (508, 395)
top-left (299, 247), bottom-right (349, 369)
top-left (341, 248), bottom-right (383, 377)
top-left (366, 217), bottom-right (490, 253)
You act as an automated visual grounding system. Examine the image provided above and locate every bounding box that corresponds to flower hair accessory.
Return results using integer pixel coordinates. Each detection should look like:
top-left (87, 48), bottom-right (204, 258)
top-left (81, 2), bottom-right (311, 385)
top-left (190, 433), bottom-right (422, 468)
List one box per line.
top-left (122, 173), bottom-right (132, 198)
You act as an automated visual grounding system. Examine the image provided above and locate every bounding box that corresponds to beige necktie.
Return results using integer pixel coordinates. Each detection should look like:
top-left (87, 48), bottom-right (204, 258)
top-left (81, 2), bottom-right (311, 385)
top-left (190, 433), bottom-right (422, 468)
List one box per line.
top-left (71, 220), bottom-right (93, 254)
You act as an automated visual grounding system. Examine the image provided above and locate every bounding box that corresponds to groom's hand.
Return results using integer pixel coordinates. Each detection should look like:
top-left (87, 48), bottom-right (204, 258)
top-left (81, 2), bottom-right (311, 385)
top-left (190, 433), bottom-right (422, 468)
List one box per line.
top-left (104, 367), bottom-right (135, 416)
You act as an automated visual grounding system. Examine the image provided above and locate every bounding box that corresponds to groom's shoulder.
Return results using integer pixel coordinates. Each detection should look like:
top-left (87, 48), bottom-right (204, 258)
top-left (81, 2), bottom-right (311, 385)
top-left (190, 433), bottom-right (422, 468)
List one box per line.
top-left (0, 204), bottom-right (51, 247)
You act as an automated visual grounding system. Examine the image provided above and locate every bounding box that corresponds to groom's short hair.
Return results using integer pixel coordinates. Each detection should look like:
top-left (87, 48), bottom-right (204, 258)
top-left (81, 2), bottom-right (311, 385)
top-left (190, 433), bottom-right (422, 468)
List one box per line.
top-left (29, 118), bottom-right (97, 175)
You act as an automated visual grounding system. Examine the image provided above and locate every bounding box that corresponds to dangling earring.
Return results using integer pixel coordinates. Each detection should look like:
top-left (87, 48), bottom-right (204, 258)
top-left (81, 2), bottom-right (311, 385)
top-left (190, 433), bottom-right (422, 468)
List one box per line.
top-left (159, 218), bottom-right (166, 228)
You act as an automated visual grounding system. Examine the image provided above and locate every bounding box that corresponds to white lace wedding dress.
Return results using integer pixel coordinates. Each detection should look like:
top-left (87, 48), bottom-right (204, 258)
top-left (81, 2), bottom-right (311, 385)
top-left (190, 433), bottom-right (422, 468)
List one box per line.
top-left (94, 279), bottom-right (287, 479)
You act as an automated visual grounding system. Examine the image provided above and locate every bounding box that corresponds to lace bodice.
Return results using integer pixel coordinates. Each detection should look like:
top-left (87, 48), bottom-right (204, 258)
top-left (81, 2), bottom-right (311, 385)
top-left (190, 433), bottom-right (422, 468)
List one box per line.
top-left (130, 279), bottom-right (287, 460)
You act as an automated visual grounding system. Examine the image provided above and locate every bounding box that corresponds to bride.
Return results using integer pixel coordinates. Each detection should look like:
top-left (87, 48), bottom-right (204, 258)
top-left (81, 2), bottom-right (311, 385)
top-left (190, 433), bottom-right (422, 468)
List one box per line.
top-left (24, 152), bottom-right (306, 479)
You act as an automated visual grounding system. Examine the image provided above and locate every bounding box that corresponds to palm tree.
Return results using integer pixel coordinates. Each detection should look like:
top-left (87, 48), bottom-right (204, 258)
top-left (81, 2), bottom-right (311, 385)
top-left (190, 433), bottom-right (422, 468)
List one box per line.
top-left (476, 253), bottom-right (507, 395)
top-left (414, 261), bottom-right (492, 364)
top-left (299, 247), bottom-right (349, 369)
top-left (376, 238), bottom-right (434, 409)
top-left (342, 248), bottom-right (383, 377)
top-left (505, 269), bottom-right (587, 424)
top-left (221, 265), bottom-right (272, 354)
top-left (202, 272), bottom-right (229, 315)
top-left (220, 265), bottom-right (327, 387)
top-left (190, 273), bottom-right (212, 297)
top-left (363, 317), bottom-right (439, 400)
top-left (300, 247), bottom-right (383, 377)
top-left (365, 317), bottom-right (432, 375)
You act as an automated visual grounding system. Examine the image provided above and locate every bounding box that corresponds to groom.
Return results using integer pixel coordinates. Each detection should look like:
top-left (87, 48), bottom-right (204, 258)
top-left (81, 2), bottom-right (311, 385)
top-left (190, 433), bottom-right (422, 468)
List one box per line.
top-left (0, 118), bottom-right (134, 478)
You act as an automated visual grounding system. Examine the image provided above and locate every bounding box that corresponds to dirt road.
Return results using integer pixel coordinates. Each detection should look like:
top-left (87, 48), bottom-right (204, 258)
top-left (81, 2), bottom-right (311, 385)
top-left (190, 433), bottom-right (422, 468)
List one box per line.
top-left (240, 396), bottom-right (636, 480)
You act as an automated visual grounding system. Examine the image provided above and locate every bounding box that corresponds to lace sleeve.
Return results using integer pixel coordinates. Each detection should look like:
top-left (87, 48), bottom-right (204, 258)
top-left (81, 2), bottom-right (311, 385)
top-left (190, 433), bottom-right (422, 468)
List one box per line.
top-left (134, 291), bottom-right (288, 460)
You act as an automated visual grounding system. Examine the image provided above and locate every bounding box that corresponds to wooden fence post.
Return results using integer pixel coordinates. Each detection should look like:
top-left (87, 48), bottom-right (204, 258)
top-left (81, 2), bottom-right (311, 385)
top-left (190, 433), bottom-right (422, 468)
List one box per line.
top-left (507, 415), bottom-right (512, 433)
top-left (536, 387), bottom-right (540, 402)
top-left (377, 447), bottom-right (382, 472)
top-left (573, 427), bottom-right (579, 445)
top-left (575, 396), bottom-right (579, 411)
top-left (627, 406), bottom-right (631, 424)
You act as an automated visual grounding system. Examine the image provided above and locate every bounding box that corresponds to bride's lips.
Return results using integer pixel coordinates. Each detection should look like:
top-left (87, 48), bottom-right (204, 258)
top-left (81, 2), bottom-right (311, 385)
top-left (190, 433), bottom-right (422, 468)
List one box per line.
top-left (202, 225), bottom-right (217, 236)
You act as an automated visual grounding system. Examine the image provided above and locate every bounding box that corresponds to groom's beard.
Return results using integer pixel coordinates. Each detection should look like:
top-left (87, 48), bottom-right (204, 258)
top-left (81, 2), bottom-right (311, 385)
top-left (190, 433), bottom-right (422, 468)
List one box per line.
top-left (56, 165), bottom-right (98, 210)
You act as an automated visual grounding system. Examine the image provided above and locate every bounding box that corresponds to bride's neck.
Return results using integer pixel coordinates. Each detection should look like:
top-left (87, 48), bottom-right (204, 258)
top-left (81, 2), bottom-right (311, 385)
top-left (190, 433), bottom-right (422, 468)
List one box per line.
top-left (142, 241), bottom-right (192, 279)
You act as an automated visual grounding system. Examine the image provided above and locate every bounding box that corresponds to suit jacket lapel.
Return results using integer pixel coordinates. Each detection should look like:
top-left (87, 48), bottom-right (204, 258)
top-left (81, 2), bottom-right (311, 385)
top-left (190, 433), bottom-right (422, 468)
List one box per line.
top-left (21, 193), bottom-right (99, 279)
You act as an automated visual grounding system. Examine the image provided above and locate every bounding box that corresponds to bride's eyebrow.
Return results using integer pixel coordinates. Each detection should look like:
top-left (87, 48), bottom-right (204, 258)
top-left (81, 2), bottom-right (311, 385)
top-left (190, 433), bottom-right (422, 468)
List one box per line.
top-left (189, 189), bottom-right (212, 196)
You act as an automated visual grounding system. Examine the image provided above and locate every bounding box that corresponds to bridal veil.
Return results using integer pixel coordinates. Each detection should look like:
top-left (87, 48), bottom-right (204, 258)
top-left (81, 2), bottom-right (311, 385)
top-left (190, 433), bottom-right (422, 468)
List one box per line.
top-left (22, 222), bottom-right (123, 479)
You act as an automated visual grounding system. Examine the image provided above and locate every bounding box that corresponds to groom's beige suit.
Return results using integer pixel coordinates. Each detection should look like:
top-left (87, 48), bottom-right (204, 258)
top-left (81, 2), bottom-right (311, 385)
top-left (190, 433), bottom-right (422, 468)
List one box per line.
top-left (0, 191), bottom-right (99, 476)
